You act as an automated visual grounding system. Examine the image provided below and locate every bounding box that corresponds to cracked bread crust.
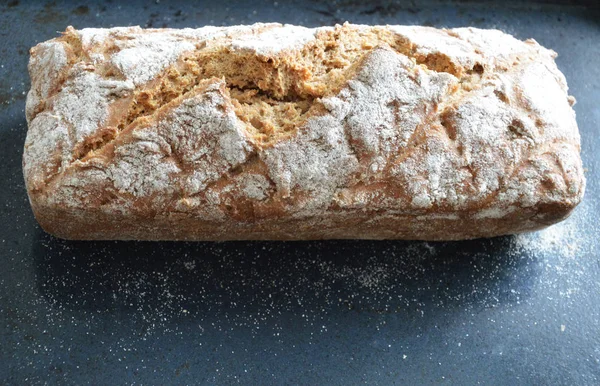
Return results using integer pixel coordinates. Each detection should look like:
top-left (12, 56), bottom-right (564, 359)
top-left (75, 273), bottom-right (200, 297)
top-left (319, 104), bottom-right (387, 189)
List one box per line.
top-left (23, 23), bottom-right (585, 240)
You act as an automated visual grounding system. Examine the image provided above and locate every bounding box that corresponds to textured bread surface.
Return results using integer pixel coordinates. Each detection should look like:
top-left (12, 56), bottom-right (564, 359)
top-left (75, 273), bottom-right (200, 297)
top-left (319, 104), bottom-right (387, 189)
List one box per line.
top-left (24, 23), bottom-right (585, 240)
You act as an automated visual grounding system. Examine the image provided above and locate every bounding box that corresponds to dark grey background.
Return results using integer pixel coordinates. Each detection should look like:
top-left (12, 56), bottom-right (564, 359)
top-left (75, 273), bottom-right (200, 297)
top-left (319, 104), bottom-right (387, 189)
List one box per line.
top-left (1, 0), bottom-right (599, 384)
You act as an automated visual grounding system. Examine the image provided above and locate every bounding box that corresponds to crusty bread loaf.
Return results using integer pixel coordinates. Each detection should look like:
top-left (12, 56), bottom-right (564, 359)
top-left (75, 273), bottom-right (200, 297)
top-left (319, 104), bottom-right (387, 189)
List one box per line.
top-left (23, 23), bottom-right (585, 240)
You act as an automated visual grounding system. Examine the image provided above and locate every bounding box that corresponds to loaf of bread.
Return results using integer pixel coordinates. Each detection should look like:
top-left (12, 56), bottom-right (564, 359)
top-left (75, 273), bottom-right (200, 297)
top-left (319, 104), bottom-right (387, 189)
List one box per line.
top-left (23, 23), bottom-right (585, 240)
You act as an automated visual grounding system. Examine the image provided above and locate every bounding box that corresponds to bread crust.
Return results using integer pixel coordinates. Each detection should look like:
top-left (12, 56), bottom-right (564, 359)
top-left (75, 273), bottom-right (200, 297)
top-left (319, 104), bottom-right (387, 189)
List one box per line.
top-left (23, 23), bottom-right (585, 240)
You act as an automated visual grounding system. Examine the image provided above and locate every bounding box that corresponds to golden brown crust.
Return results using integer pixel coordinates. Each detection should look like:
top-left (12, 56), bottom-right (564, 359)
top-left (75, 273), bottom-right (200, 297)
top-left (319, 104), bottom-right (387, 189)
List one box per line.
top-left (23, 23), bottom-right (585, 240)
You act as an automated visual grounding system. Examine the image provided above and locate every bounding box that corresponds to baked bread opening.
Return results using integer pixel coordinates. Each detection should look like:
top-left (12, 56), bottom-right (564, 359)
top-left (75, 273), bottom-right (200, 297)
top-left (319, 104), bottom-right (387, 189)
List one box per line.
top-left (59, 23), bottom-right (484, 160)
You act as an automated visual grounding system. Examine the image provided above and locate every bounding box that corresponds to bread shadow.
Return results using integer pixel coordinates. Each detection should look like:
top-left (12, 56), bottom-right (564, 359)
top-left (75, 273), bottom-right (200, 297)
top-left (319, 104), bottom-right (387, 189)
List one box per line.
top-left (31, 229), bottom-right (539, 333)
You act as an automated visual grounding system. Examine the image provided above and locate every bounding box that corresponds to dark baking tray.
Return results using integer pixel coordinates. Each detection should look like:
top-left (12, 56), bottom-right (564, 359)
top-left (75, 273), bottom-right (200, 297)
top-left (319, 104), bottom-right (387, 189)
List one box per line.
top-left (1, 0), bottom-right (599, 384)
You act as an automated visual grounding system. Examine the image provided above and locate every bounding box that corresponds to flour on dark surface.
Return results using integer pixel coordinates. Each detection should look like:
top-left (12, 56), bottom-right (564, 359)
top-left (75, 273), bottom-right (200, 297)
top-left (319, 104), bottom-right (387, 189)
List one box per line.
top-left (14, 199), bottom-right (593, 383)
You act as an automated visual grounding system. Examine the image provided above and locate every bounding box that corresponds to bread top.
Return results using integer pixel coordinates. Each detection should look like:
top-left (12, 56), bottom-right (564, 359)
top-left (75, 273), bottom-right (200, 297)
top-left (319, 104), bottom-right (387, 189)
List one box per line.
top-left (24, 23), bottom-right (584, 224)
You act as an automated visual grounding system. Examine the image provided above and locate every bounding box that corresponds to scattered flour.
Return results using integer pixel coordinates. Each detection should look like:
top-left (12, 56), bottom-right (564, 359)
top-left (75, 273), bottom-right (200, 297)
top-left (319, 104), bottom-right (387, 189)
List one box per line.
top-left (512, 201), bottom-right (593, 259)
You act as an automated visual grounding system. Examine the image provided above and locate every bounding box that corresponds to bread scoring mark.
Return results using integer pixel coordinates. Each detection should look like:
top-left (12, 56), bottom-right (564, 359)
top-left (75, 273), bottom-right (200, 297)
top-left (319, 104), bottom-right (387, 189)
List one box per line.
top-left (86, 22), bottom-right (527, 161)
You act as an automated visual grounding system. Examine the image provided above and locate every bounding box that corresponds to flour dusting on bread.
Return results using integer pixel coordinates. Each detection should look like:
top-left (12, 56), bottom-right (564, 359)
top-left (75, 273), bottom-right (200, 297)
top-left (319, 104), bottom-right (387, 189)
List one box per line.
top-left (23, 23), bottom-right (585, 240)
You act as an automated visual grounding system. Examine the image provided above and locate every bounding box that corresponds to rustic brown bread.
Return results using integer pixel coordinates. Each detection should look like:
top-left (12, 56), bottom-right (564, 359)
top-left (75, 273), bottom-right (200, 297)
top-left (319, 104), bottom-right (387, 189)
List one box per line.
top-left (23, 23), bottom-right (585, 240)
